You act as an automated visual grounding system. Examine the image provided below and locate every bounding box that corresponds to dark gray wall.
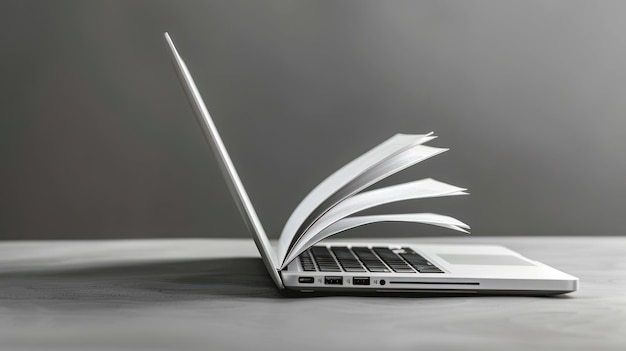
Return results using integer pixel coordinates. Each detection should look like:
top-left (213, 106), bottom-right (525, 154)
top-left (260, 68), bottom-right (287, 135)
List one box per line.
top-left (2, 0), bottom-right (625, 240)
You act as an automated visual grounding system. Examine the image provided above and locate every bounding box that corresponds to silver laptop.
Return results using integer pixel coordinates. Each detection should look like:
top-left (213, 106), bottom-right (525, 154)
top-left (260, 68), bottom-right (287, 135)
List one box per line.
top-left (164, 33), bottom-right (577, 295)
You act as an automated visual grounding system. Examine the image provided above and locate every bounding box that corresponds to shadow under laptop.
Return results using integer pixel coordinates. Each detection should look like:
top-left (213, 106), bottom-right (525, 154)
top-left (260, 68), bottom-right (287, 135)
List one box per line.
top-left (0, 257), bottom-right (283, 302)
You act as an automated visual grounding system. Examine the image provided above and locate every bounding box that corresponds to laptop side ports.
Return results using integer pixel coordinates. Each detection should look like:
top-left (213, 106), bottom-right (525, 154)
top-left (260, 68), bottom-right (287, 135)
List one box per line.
top-left (352, 277), bottom-right (370, 286)
top-left (298, 277), bottom-right (315, 284)
top-left (324, 276), bottom-right (343, 285)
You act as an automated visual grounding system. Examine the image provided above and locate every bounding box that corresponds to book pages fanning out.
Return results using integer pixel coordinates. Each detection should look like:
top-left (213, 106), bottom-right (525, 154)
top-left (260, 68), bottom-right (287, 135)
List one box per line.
top-left (277, 133), bottom-right (435, 260)
top-left (275, 133), bottom-right (470, 268)
top-left (316, 213), bottom-right (470, 240)
top-left (282, 179), bottom-right (468, 268)
top-left (284, 144), bottom-right (449, 258)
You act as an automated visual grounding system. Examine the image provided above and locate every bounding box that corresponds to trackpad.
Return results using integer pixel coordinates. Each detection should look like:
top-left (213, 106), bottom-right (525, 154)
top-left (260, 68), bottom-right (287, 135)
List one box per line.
top-left (437, 254), bottom-right (535, 266)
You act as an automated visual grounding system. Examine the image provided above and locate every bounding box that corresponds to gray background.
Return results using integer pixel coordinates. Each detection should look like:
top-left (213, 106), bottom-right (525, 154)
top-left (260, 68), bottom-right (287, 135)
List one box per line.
top-left (2, 0), bottom-right (625, 240)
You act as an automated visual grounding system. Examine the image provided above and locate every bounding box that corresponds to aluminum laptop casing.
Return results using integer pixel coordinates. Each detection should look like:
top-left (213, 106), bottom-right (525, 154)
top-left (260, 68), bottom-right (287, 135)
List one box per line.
top-left (281, 242), bottom-right (578, 294)
top-left (165, 32), bottom-right (578, 295)
top-left (164, 32), bottom-right (283, 288)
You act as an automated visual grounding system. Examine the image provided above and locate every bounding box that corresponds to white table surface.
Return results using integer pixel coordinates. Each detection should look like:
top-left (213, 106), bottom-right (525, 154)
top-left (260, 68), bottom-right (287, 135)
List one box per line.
top-left (0, 236), bottom-right (624, 351)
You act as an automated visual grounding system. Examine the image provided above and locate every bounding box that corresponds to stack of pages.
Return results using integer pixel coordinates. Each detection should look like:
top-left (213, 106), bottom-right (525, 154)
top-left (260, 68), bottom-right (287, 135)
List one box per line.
top-left (277, 133), bottom-right (469, 268)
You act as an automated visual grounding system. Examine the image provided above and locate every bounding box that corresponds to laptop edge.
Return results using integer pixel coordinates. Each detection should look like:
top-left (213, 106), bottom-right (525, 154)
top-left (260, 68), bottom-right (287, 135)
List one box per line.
top-left (164, 32), bottom-right (284, 289)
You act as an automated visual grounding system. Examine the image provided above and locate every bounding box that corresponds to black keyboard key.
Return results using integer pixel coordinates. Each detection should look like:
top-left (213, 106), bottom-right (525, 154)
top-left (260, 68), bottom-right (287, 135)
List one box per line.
top-left (299, 250), bottom-right (317, 271)
top-left (352, 247), bottom-right (391, 273)
top-left (418, 267), bottom-right (444, 273)
top-left (360, 266), bottom-right (386, 272)
top-left (399, 252), bottom-right (427, 265)
top-left (373, 247), bottom-right (416, 273)
top-left (310, 246), bottom-right (341, 272)
top-left (331, 247), bottom-right (366, 272)
top-left (400, 251), bottom-right (444, 273)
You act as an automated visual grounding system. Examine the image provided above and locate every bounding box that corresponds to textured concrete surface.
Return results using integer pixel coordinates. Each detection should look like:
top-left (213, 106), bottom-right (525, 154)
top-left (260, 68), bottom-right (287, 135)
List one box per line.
top-left (0, 237), bottom-right (624, 350)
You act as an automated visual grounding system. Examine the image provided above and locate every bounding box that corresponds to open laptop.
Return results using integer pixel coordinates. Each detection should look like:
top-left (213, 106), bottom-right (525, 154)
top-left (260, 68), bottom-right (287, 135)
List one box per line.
top-left (164, 33), bottom-right (578, 295)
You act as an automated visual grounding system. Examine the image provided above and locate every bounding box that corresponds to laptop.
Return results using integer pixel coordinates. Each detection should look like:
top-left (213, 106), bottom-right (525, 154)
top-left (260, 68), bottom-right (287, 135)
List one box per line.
top-left (164, 33), bottom-right (578, 295)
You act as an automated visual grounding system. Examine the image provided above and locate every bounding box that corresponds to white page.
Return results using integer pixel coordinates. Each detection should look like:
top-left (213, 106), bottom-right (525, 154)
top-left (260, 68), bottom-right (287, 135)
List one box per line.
top-left (277, 133), bottom-right (436, 260)
top-left (315, 213), bottom-right (470, 240)
top-left (281, 179), bottom-right (467, 267)
top-left (280, 143), bottom-right (449, 262)
top-left (283, 217), bottom-right (468, 269)
top-left (283, 178), bottom-right (467, 266)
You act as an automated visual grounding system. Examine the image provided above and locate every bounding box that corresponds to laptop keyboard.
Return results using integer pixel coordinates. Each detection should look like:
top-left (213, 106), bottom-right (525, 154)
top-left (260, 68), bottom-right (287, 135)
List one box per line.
top-left (330, 247), bottom-right (366, 272)
top-left (299, 246), bottom-right (444, 273)
top-left (309, 246), bottom-right (342, 272)
top-left (352, 247), bottom-right (391, 272)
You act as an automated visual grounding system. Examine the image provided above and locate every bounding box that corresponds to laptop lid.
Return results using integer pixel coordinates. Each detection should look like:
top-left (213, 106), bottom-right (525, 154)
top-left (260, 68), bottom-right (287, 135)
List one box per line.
top-left (164, 33), bottom-right (284, 289)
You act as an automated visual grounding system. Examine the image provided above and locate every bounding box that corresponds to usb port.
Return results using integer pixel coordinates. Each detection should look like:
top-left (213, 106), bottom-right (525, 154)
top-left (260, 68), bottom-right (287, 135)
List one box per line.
top-left (324, 276), bottom-right (343, 285)
top-left (298, 277), bottom-right (314, 284)
top-left (352, 277), bottom-right (370, 286)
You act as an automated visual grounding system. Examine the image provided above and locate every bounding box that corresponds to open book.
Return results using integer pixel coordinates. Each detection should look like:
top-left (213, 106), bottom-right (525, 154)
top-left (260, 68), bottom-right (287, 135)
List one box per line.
top-left (163, 32), bottom-right (469, 281)
top-left (276, 132), bottom-right (469, 269)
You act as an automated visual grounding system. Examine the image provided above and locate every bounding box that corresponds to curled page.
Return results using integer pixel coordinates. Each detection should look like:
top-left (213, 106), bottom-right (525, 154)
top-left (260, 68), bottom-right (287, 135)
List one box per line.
top-left (316, 213), bottom-right (470, 239)
top-left (277, 133), bottom-right (436, 260)
top-left (281, 179), bottom-right (468, 268)
top-left (282, 213), bottom-right (468, 269)
top-left (283, 213), bottom-right (469, 264)
top-left (281, 143), bottom-right (449, 262)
